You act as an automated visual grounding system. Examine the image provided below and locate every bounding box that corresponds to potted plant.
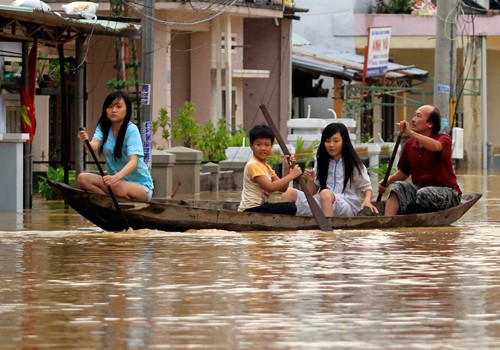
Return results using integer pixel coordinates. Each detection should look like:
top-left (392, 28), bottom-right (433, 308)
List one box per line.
top-left (46, 60), bottom-right (71, 87)
top-left (37, 54), bottom-right (54, 88)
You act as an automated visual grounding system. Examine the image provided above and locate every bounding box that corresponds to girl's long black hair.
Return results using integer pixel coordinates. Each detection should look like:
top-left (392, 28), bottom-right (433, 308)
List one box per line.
top-left (316, 123), bottom-right (364, 192)
top-left (97, 91), bottom-right (133, 160)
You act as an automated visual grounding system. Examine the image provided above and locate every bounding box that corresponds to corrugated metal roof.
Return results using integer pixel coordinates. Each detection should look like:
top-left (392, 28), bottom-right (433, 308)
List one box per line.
top-left (292, 33), bottom-right (428, 82)
top-left (293, 54), bottom-right (357, 81)
top-left (0, 4), bottom-right (141, 44)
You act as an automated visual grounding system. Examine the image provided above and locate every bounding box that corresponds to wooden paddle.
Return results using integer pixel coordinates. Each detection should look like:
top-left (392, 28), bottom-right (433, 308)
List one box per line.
top-left (376, 130), bottom-right (404, 202)
top-left (259, 105), bottom-right (332, 232)
top-left (171, 182), bottom-right (181, 198)
top-left (80, 128), bottom-right (129, 230)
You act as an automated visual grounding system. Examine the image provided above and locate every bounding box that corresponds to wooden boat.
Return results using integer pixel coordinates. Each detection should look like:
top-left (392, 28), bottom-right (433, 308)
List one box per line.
top-left (48, 180), bottom-right (481, 232)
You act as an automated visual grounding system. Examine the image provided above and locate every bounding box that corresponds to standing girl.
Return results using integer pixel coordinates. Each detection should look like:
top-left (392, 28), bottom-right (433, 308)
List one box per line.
top-left (282, 123), bottom-right (378, 217)
top-left (77, 91), bottom-right (154, 201)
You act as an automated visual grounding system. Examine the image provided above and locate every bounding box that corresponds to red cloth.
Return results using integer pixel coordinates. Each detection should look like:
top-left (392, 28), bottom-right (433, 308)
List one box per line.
top-left (20, 41), bottom-right (37, 143)
top-left (398, 133), bottom-right (462, 195)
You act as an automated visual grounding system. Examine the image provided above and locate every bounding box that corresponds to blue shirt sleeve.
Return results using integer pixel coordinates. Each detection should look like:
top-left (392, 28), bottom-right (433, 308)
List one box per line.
top-left (124, 123), bottom-right (144, 157)
top-left (93, 125), bottom-right (103, 141)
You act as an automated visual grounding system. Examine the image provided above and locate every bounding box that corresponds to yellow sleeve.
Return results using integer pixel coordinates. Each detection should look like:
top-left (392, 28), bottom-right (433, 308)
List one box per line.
top-left (247, 161), bottom-right (276, 180)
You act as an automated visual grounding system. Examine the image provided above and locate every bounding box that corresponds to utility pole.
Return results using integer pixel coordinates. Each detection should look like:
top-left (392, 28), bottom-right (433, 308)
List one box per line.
top-left (75, 37), bottom-right (86, 176)
top-left (141, 0), bottom-right (154, 169)
top-left (434, 0), bottom-right (457, 133)
top-left (22, 42), bottom-right (31, 209)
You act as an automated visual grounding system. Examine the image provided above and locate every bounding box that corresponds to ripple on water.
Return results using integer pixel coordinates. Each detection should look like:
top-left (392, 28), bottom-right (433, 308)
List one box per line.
top-left (0, 218), bottom-right (499, 349)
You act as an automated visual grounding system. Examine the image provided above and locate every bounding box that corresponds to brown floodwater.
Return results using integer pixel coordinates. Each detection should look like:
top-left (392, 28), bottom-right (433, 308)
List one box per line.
top-left (0, 173), bottom-right (499, 349)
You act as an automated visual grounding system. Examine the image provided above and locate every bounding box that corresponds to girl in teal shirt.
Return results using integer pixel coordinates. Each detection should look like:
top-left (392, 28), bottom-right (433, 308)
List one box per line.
top-left (77, 91), bottom-right (154, 201)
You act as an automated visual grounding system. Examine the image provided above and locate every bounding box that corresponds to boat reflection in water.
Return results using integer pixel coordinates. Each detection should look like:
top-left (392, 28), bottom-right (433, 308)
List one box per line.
top-left (0, 174), bottom-right (499, 349)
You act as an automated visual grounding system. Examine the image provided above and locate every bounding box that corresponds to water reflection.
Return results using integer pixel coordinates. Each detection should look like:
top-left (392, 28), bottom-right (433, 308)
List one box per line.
top-left (0, 174), bottom-right (499, 349)
top-left (0, 200), bottom-right (90, 232)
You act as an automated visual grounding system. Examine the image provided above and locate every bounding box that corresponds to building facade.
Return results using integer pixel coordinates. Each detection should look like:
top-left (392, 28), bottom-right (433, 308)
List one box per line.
top-left (293, 0), bottom-right (500, 170)
top-left (78, 0), bottom-right (295, 148)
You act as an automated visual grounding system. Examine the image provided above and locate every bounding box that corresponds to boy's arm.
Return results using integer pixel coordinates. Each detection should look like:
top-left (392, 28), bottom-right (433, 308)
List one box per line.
top-left (254, 164), bottom-right (302, 193)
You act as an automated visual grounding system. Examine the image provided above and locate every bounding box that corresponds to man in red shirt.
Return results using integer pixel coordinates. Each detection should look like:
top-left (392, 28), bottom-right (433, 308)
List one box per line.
top-left (378, 105), bottom-right (462, 216)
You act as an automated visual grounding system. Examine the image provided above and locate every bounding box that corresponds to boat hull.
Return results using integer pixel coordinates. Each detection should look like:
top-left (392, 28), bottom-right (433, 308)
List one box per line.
top-left (48, 180), bottom-right (481, 232)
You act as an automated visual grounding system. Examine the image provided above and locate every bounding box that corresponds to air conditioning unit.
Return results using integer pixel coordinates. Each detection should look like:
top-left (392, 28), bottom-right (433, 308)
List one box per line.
top-left (452, 127), bottom-right (464, 159)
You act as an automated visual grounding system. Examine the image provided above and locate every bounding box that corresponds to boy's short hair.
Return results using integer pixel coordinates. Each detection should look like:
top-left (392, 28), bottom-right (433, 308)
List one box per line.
top-left (249, 124), bottom-right (274, 144)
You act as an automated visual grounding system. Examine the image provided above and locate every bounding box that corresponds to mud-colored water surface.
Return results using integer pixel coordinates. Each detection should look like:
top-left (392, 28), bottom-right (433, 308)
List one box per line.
top-left (0, 174), bottom-right (499, 349)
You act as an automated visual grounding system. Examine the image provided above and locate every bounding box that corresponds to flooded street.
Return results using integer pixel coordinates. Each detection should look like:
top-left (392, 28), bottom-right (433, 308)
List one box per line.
top-left (0, 173), bottom-right (499, 349)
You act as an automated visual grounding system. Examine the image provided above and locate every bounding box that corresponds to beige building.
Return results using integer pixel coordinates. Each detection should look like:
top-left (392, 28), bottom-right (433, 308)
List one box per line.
top-left (294, 0), bottom-right (500, 170)
top-left (0, 0), bottom-right (296, 181)
top-left (0, 0), bottom-right (299, 206)
top-left (65, 0), bottom-right (295, 147)
top-left (354, 11), bottom-right (500, 170)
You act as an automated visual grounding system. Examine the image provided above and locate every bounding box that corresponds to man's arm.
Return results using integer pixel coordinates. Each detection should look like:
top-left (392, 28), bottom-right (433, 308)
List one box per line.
top-left (399, 120), bottom-right (442, 151)
top-left (387, 169), bottom-right (409, 185)
top-left (378, 169), bottom-right (409, 195)
top-left (408, 130), bottom-right (442, 151)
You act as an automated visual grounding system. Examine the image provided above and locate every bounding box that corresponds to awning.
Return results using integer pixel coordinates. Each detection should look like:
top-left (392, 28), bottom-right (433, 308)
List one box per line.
top-left (292, 33), bottom-right (428, 84)
top-left (293, 53), bottom-right (357, 81)
top-left (0, 4), bottom-right (141, 45)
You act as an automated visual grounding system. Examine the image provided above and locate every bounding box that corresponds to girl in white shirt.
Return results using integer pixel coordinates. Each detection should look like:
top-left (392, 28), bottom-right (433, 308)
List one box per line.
top-left (282, 123), bottom-right (379, 217)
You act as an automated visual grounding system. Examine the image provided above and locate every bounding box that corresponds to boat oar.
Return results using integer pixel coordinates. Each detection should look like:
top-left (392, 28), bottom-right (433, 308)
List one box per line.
top-left (80, 128), bottom-right (129, 231)
top-left (171, 182), bottom-right (181, 198)
top-left (259, 105), bottom-right (332, 232)
top-left (376, 130), bottom-right (404, 202)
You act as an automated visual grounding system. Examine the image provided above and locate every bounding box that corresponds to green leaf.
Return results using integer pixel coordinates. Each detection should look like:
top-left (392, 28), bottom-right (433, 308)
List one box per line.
top-left (37, 166), bottom-right (76, 200)
top-left (198, 117), bottom-right (231, 162)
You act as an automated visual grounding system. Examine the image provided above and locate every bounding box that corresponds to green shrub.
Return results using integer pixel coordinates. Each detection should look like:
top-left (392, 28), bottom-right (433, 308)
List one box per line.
top-left (198, 117), bottom-right (231, 162)
top-left (172, 101), bottom-right (200, 148)
top-left (377, 0), bottom-right (413, 14)
top-left (367, 162), bottom-right (395, 177)
top-left (295, 136), bottom-right (319, 162)
top-left (38, 166), bottom-right (76, 200)
top-left (267, 151), bottom-right (282, 166)
top-left (229, 127), bottom-right (248, 147)
top-left (152, 107), bottom-right (171, 149)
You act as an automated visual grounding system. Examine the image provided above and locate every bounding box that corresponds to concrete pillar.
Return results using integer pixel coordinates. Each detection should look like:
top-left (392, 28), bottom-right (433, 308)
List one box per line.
top-left (434, 0), bottom-right (456, 130)
top-left (462, 36), bottom-right (482, 171)
top-left (0, 133), bottom-right (29, 211)
top-left (367, 143), bottom-right (381, 168)
top-left (219, 159), bottom-right (246, 190)
top-left (372, 96), bottom-right (382, 142)
top-left (168, 146), bottom-right (203, 196)
top-left (151, 149), bottom-right (176, 198)
top-left (367, 143), bottom-right (381, 184)
top-left (201, 162), bottom-right (220, 192)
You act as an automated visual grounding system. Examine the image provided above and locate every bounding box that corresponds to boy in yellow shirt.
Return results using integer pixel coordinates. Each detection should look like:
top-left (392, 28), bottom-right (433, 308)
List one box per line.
top-left (238, 125), bottom-right (302, 214)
